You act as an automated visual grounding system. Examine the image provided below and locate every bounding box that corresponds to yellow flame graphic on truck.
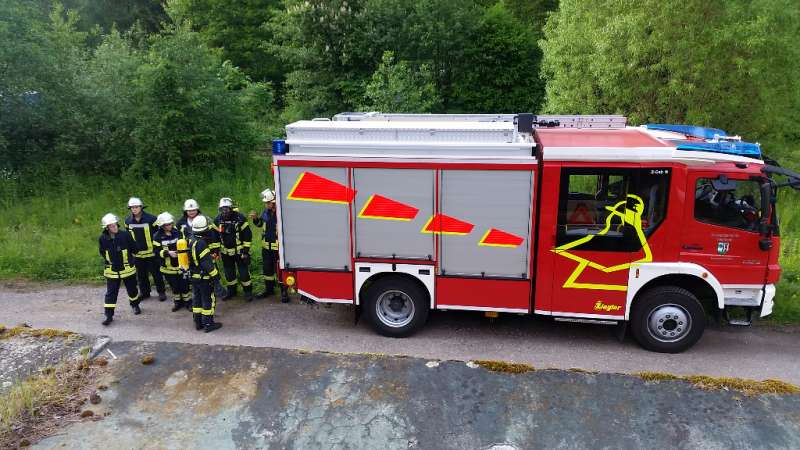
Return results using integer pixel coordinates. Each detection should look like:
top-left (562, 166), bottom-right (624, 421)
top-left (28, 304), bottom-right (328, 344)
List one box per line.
top-left (552, 194), bottom-right (652, 291)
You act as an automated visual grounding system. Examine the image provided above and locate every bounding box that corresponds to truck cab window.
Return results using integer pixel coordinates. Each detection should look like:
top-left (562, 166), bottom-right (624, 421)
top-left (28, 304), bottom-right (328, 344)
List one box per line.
top-left (694, 178), bottom-right (761, 231)
top-left (557, 168), bottom-right (670, 251)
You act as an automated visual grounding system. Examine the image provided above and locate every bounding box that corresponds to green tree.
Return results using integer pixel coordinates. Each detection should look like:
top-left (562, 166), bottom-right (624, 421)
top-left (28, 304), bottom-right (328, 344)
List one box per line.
top-left (449, 1), bottom-right (544, 113)
top-left (362, 51), bottom-right (439, 112)
top-left (540, 0), bottom-right (800, 144)
top-left (133, 22), bottom-right (262, 174)
top-left (166, 0), bottom-right (281, 83)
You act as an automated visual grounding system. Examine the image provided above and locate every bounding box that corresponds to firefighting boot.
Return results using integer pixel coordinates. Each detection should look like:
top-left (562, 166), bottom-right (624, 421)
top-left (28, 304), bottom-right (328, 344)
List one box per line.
top-left (244, 286), bottom-right (254, 303)
top-left (101, 308), bottom-right (114, 326)
top-left (204, 316), bottom-right (222, 333)
top-left (222, 285), bottom-right (236, 301)
top-left (193, 313), bottom-right (204, 331)
top-left (172, 299), bottom-right (183, 312)
top-left (158, 291), bottom-right (167, 302)
top-left (280, 286), bottom-right (290, 304)
top-left (131, 300), bottom-right (142, 315)
top-left (257, 282), bottom-right (274, 299)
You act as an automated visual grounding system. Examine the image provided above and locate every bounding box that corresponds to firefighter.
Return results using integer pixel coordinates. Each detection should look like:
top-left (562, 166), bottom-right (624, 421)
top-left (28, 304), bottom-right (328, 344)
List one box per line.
top-left (177, 199), bottom-right (201, 238)
top-left (186, 215), bottom-right (223, 332)
top-left (250, 188), bottom-right (289, 302)
top-left (178, 199), bottom-right (221, 256)
top-left (214, 197), bottom-right (253, 301)
top-left (153, 212), bottom-right (191, 312)
top-left (125, 197), bottom-right (166, 301)
top-left (98, 213), bottom-right (141, 325)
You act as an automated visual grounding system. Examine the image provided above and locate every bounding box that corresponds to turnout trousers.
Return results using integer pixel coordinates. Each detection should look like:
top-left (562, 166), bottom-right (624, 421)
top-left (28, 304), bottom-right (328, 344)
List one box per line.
top-left (135, 255), bottom-right (165, 297)
top-left (220, 253), bottom-right (251, 293)
top-left (163, 272), bottom-right (190, 303)
top-left (261, 248), bottom-right (277, 292)
top-left (104, 274), bottom-right (139, 316)
top-left (192, 281), bottom-right (217, 318)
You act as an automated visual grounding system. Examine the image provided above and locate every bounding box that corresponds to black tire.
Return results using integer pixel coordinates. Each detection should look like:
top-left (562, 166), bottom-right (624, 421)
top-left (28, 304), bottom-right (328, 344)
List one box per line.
top-left (364, 276), bottom-right (429, 338)
top-left (630, 286), bottom-right (706, 353)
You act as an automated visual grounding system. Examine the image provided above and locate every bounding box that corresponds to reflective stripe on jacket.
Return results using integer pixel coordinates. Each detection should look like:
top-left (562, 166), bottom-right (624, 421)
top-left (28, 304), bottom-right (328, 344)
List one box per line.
top-left (153, 229), bottom-right (181, 275)
top-left (213, 212), bottom-right (252, 256)
top-left (125, 212), bottom-right (158, 258)
top-left (99, 230), bottom-right (137, 279)
top-left (188, 237), bottom-right (219, 280)
top-left (253, 208), bottom-right (278, 250)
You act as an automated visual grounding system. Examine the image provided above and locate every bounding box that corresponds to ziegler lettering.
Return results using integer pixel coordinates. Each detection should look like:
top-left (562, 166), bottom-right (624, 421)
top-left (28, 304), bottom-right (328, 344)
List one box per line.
top-left (594, 301), bottom-right (622, 312)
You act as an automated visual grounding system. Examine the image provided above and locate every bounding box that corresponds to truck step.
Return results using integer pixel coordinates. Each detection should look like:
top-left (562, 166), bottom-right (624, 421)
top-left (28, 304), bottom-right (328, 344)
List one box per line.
top-left (723, 307), bottom-right (753, 327)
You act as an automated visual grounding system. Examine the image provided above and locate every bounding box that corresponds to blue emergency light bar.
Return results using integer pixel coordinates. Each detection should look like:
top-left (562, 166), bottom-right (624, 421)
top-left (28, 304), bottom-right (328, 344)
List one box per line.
top-left (674, 140), bottom-right (761, 158)
top-left (645, 123), bottom-right (761, 158)
top-left (645, 124), bottom-right (728, 140)
top-left (272, 139), bottom-right (287, 155)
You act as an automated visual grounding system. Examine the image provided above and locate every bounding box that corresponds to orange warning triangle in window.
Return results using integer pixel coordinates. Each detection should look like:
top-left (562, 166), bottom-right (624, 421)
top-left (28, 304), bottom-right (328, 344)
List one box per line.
top-left (421, 213), bottom-right (474, 235)
top-left (287, 172), bottom-right (356, 204)
top-left (359, 195), bottom-right (419, 221)
top-left (479, 228), bottom-right (524, 248)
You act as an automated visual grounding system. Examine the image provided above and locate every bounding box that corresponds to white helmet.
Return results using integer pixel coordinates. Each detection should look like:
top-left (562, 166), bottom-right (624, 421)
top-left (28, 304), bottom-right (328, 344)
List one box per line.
top-left (218, 197), bottom-right (234, 209)
top-left (191, 215), bottom-right (210, 233)
top-left (183, 199), bottom-right (199, 211)
top-left (101, 213), bottom-right (119, 228)
top-left (261, 189), bottom-right (276, 203)
top-left (156, 212), bottom-right (175, 226)
top-left (127, 197), bottom-right (144, 208)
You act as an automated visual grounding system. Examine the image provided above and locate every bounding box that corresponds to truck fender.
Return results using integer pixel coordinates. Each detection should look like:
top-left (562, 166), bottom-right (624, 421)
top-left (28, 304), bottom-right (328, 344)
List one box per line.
top-left (354, 262), bottom-right (435, 309)
top-left (625, 262), bottom-right (724, 320)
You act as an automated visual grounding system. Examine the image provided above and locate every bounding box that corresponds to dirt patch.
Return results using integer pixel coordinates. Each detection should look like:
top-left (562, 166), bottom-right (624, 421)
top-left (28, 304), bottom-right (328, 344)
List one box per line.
top-left (0, 331), bottom-right (92, 394)
top-left (636, 371), bottom-right (800, 396)
top-left (0, 357), bottom-right (108, 449)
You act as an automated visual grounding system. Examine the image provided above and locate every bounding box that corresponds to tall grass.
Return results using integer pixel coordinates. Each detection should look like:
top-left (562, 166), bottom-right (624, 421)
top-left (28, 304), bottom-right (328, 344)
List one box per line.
top-left (0, 154), bottom-right (273, 285)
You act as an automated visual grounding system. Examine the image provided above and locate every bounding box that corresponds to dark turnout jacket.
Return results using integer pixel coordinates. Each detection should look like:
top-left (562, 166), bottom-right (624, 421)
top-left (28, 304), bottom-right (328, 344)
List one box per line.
top-left (99, 230), bottom-right (137, 279)
top-left (152, 228), bottom-right (182, 275)
top-left (125, 211), bottom-right (159, 258)
top-left (213, 211), bottom-right (252, 256)
top-left (253, 208), bottom-right (278, 250)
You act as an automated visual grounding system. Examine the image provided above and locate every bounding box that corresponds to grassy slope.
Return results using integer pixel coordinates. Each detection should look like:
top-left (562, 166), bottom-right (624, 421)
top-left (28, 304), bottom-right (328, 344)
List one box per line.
top-left (0, 155), bottom-right (274, 289)
top-left (0, 153), bottom-right (798, 322)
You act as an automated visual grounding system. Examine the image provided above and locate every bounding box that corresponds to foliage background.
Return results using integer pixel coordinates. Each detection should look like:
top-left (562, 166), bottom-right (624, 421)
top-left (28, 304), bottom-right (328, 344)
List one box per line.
top-left (0, 0), bottom-right (798, 320)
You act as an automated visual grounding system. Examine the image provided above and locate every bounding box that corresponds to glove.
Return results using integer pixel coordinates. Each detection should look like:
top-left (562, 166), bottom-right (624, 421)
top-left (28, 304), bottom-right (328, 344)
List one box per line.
top-left (181, 269), bottom-right (190, 281)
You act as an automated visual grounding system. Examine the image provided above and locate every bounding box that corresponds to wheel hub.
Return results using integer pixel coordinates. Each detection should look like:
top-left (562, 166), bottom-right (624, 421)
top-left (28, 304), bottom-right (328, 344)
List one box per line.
top-left (376, 290), bottom-right (415, 328)
top-left (647, 304), bottom-right (691, 343)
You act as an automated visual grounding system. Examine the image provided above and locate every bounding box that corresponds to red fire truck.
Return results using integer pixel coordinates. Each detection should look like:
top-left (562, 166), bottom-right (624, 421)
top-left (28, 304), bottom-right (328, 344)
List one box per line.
top-left (272, 113), bottom-right (797, 353)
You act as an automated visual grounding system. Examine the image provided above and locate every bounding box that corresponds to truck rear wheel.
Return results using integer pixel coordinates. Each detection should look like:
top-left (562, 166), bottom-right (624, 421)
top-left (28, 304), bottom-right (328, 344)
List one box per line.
top-left (364, 276), bottom-right (429, 338)
top-left (631, 286), bottom-right (705, 353)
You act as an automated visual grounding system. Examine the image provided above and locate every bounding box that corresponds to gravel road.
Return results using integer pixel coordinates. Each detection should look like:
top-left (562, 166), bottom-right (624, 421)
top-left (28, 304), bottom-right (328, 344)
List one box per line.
top-left (2, 281), bottom-right (799, 383)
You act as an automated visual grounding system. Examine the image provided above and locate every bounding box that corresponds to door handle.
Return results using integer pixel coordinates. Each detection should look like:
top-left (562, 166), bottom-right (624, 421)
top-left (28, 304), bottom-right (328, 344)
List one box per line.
top-left (682, 244), bottom-right (703, 251)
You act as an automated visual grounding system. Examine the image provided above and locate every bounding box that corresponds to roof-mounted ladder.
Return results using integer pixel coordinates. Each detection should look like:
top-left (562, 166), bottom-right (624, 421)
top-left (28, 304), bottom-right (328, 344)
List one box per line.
top-left (331, 112), bottom-right (627, 130)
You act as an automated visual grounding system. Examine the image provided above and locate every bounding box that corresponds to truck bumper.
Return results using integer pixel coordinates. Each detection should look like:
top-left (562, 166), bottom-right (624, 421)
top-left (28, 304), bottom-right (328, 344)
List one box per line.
top-left (760, 284), bottom-right (776, 318)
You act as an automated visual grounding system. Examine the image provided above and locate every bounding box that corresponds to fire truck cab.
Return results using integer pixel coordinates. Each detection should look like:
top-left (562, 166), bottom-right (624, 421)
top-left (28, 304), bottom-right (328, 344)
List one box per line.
top-left (273, 113), bottom-right (788, 353)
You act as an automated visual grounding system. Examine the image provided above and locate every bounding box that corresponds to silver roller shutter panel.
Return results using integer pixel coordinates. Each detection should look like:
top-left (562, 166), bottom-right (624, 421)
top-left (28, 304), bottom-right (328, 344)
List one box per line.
top-left (278, 166), bottom-right (352, 270)
top-left (439, 170), bottom-right (533, 278)
top-left (353, 169), bottom-right (434, 259)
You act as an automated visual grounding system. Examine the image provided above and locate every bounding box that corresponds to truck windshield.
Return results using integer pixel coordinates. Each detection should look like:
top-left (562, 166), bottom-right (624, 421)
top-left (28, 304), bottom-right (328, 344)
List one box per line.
top-left (694, 178), bottom-right (761, 231)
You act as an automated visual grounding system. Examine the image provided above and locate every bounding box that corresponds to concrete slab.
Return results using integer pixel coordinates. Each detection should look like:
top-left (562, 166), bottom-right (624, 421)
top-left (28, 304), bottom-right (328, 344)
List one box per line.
top-left (35, 340), bottom-right (800, 450)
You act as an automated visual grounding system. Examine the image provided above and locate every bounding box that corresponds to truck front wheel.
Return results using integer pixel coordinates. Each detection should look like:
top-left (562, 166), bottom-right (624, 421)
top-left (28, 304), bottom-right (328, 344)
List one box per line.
top-left (631, 286), bottom-right (706, 353)
top-left (364, 276), bottom-right (429, 338)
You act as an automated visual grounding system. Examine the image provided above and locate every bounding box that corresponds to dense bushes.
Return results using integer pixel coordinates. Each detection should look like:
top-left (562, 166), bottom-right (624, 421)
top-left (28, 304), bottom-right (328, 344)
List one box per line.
top-left (0, 1), bottom-right (271, 178)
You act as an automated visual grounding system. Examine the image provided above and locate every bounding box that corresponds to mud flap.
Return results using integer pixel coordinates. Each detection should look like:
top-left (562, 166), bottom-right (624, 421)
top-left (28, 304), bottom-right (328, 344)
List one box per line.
top-left (615, 321), bottom-right (628, 343)
top-left (354, 304), bottom-right (362, 326)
